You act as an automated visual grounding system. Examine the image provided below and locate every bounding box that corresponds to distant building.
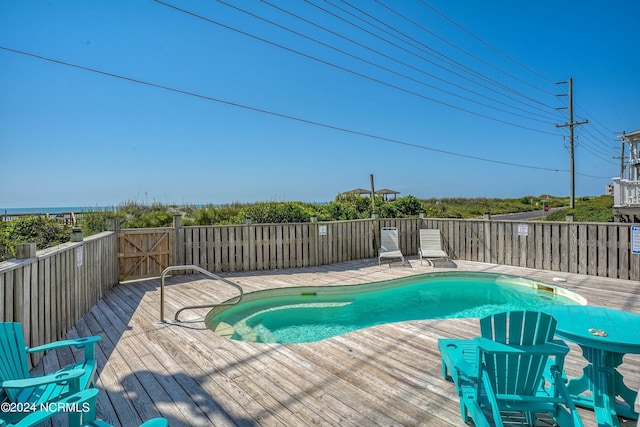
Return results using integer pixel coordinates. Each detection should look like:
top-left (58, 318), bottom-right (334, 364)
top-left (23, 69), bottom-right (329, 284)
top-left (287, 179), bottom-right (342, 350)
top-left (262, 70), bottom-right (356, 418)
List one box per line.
top-left (612, 129), bottom-right (640, 222)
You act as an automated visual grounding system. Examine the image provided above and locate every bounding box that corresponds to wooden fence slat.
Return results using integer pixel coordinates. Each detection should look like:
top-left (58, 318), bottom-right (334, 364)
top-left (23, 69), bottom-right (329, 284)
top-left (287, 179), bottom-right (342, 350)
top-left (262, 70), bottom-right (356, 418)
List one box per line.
top-left (618, 226), bottom-right (629, 280)
top-left (608, 226), bottom-right (618, 279)
top-left (569, 224), bottom-right (579, 273)
top-left (598, 226), bottom-right (608, 277)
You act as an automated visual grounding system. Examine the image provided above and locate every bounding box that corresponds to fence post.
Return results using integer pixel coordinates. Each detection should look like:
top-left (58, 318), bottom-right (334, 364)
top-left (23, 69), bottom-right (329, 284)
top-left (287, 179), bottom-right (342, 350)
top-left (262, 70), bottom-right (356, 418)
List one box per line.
top-left (310, 215), bottom-right (319, 266)
top-left (106, 218), bottom-right (120, 282)
top-left (173, 214), bottom-right (182, 266)
top-left (70, 227), bottom-right (83, 242)
top-left (107, 217), bottom-right (120, 233)
top-left (16, 243), bottom-right (36, 259)
top-left (245, 216), bottom-right (253, 271)
top-left (371, 211), bottom-right (380, 258)
top-left (483, 214), bottom-right (492, 262)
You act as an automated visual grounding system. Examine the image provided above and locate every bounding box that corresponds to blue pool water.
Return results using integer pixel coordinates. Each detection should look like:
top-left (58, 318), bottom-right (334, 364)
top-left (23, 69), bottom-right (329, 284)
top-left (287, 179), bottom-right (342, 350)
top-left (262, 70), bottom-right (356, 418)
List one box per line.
top-left (205, 272), bottom-right (585, 344)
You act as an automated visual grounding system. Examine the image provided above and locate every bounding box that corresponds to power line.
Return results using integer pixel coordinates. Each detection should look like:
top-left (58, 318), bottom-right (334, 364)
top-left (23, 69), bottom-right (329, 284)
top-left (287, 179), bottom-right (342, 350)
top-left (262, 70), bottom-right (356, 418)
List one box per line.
top-left (155, 0), bottom-right (560, 135)
top-left (243, 0), bottom-right (556, 125)
top-left (410, 0), bottom-right (621, 165)
top-left (327, 0), bottom-right (563, 120)
top-left (575, 103), bottom-right (622, 142)
top-left (419, 0), bottom-right (558, 89)
top-left (0, 45), bottom-right (569, 174)
top-left (304, 0), bottom-right (561, 123)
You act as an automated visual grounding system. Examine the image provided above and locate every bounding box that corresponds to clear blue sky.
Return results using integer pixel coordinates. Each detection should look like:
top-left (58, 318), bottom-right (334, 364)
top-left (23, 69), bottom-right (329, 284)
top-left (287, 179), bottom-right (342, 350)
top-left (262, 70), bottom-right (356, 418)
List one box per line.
top-left (2, 1), bottom-right (639, 208)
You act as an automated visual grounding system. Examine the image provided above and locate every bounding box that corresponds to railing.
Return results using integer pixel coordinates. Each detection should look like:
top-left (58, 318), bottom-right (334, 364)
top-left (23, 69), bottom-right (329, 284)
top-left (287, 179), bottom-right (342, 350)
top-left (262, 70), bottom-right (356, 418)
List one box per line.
top-left (0, 231), bottom-right (119, 366)
top-left (613, 178), bottom-right (640, 206)
top-left (0, 211), bottom-right (85, 225)
top-left (159, 265), bottom-right (243, 323)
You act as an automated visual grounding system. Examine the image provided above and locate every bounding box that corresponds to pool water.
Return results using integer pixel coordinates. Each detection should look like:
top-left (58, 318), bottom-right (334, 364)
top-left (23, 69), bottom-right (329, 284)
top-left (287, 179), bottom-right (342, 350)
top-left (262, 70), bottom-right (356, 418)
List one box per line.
top-left (205, 272), bottom-right (585, 344)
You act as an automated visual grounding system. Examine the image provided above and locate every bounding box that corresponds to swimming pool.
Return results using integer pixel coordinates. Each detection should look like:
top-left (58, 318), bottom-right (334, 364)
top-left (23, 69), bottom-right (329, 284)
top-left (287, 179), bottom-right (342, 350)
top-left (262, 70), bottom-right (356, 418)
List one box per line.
top-left (205, 272), bottom-right (585, 344)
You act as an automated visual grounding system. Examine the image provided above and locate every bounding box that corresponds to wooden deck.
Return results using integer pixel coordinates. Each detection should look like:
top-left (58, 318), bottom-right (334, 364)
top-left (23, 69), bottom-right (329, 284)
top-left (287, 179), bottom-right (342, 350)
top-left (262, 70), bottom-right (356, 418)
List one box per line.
top-left (39, 259), bottom-right (640, 427)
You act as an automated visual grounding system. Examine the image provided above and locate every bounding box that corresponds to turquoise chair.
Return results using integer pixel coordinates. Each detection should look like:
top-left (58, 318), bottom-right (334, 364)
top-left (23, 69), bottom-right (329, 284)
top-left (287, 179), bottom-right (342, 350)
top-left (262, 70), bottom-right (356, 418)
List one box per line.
top-left (0, 388), bottom-right (168, 427)
top-left (438, 311), bottom-right (583, 427)
top-left (0, 322), bottom-right (100, 425)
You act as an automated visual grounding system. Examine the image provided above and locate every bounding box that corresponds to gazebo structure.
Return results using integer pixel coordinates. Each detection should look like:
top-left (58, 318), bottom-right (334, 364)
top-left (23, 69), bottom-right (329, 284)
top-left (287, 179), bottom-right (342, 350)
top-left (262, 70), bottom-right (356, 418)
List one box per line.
top-left (341, 188), bottom-right (372, 196)
top-left (340, 188), bottom-right (400, 201)
top-left (375, 188), bottom-right (400, 201)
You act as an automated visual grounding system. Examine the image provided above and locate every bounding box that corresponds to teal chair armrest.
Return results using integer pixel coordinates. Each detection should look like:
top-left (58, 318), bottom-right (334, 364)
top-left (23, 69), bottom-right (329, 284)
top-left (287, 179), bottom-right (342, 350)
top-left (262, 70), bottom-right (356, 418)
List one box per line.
top-left (27, 336), bottom-right (100, 359)
top-left (475, 337), bottom-right (570, 357)
top-left (438, 338), bottom-right (478, 382)
top-left (448, 354), bottom-right (476, 380)
top-left (1, 368), bottom-right (84, 391)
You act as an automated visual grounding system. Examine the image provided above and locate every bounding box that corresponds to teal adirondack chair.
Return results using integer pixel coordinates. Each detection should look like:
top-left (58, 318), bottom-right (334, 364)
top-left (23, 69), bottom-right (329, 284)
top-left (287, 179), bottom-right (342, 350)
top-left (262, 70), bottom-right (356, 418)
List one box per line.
top-left (0, 322), bottom-right (100, 425)
top-left (438, 311), bottom-right (583, 427)
top-left (0, 388), bottom-right (168, 427)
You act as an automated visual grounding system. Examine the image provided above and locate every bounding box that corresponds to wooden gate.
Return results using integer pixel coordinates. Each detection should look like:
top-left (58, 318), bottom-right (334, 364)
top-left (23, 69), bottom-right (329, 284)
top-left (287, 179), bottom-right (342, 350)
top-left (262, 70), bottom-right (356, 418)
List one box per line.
top-left (119, 228), bottom-right (172, 281)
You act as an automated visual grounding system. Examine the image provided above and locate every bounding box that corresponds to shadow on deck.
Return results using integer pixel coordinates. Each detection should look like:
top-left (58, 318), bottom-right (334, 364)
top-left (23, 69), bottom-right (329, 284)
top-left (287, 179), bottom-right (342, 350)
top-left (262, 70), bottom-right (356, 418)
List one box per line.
top-left (36, 258), bottom-right (640, 426)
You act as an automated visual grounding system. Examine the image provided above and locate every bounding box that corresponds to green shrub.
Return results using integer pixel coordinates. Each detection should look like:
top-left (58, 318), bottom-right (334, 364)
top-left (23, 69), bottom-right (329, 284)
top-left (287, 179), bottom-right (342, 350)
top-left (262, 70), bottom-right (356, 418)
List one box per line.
top-left (240, 202), bottom-right (311, 223)
top-left (116, 202), bottom-right (174, 228)
top-left (545, 195), bottom-right (613, 222)
top-left (79, 209), bottom-right (116, 236)
top-left (391, 195), bottom-right (422, 216)
top-left (0, 216), bottom-right (70, 261)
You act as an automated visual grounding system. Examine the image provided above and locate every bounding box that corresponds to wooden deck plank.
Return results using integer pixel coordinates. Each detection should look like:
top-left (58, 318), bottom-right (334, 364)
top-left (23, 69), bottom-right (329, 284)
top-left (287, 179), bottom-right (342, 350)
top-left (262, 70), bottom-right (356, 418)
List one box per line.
top-left (35, 258), bottom-right (640, 427)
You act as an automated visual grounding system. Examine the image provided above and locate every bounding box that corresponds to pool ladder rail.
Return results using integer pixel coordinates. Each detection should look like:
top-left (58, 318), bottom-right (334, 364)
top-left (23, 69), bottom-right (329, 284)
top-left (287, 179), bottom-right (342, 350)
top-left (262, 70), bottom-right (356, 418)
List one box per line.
top-left (160, 265), bottom-right (244, 323)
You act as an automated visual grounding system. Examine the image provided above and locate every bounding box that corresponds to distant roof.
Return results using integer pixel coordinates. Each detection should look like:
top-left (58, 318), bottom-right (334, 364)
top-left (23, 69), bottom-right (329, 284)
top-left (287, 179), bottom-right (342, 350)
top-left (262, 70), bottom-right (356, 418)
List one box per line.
top-left (341, 188), bottom-right (401, 197)
top-left (375, 188), bottom-right (400, 195)
top-left (342, 188), bottom-right (371, 195)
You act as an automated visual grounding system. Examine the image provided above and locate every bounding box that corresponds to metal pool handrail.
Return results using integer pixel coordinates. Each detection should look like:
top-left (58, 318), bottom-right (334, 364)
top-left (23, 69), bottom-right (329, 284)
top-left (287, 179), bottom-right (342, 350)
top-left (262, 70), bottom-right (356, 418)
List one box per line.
top-left (160, 265), bottom-right (243, 323)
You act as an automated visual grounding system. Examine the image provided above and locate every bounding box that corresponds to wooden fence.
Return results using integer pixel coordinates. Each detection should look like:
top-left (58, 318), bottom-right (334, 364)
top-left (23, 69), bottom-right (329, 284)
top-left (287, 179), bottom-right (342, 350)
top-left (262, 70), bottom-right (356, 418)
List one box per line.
top-left (0, 231), bottom-right (119, 366)
top-left (1, 217), bottom-right (637, 360)
top-left (168, 217), bottom-right (639, 281)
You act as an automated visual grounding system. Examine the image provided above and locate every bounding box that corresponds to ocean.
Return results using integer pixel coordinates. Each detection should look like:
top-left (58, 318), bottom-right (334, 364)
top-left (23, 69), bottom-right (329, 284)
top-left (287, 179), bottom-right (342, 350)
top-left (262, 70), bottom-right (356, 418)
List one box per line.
top-left (2, 207), bottom-right (111, 215)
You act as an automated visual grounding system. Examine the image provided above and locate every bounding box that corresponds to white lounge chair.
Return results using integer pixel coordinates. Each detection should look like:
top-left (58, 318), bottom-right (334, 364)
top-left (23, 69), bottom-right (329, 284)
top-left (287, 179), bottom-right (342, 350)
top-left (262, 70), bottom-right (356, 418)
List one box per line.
top-left (418, 229), bottom-right (449, 266)
top-left (378, 227), bottom-right (405, 266)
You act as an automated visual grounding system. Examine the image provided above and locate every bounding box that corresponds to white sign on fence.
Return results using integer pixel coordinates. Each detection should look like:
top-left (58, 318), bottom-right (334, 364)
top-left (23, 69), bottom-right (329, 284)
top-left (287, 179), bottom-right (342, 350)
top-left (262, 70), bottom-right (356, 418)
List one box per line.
top-left (632, 226), bottom-right (640, 255)
top-left (319, 225), bottom-right (327, 236)
top-left (76, 246), bottom-right (83, 267)
top-left (518, 224), bottom-right (529, 236)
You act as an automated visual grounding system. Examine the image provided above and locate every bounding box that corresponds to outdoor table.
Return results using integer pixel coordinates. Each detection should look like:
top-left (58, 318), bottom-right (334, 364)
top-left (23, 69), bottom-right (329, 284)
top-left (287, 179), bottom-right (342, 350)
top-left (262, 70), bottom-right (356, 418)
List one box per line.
top-left (544, 305), bottom-right (640, 427)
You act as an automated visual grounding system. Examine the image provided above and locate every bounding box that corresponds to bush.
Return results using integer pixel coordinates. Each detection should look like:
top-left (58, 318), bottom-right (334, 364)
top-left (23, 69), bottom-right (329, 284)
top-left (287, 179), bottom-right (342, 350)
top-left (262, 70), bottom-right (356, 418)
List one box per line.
top-left (0, 217), bottom-right (70, 261)
top-left (390, 195), bottom-right (422, 216)
top-left (117, 202), bottom-right (174, 228)
top-left (79, 209), bottom-right (115, 236)
top-left (240, 202), bottom-right (311, 223)
top-left (545, 195), bottom-right (613, 222)
top-left (186, 204), bottom-right (246, 225)
top-left (330, 193), bottom-right (373, 219)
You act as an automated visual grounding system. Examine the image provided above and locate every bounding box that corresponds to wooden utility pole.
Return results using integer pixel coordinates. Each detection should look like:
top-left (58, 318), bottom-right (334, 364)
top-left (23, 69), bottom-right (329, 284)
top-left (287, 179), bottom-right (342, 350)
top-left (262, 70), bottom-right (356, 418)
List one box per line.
top-left (620, 131), bottom-right (626, 179)
top-left (369, 174), bottom-right (376, 213)
top-left (556, 77), bottom-right (588, 209)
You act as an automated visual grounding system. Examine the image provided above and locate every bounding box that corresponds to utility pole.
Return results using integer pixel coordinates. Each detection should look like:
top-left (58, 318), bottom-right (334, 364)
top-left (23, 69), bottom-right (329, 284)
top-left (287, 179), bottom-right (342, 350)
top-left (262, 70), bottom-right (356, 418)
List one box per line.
top-left (556, 77), bottom-right (588, 209)
top-left (369, 173), bottom-right (376, 214)
top-left (619, 131), bottom-right (626, 179)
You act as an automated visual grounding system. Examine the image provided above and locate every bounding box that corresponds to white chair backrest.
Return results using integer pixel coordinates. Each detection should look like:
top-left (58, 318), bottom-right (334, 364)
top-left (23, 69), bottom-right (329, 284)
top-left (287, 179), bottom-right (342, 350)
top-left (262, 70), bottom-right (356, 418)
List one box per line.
top-left (380, 227), bottom-right (399, 251)
top-left (420, 229), bottom-right (442, 248)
